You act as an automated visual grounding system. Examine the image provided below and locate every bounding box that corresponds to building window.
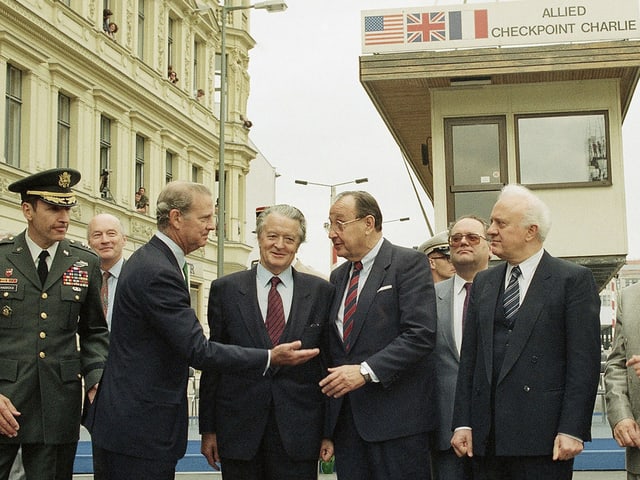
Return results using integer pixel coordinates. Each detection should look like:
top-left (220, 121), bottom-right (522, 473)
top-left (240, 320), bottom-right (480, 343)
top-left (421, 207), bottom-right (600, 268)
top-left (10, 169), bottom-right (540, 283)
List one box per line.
top-left (57, 93), bottom-right (71, 168)
top-left (135, 134), bottom-right (145, 192)
top-left (100, 115), bottom-right (112, 197)
top-left (191, 165), bottom-right (200, 183)
top-left (215, 53), bottom-right (227, 117)
top-left (165, 151), bottom-right (173, 184)
top-left (444, 116), bottom-right (507, 222)
top-left (516, 111), bottom-right (611, 188)
top-left (167, 17), bottom-right (174, 71)
top-left (137, 0), bottom-right (145, 60)
top-left (4, 64), bottom-right (22, 167)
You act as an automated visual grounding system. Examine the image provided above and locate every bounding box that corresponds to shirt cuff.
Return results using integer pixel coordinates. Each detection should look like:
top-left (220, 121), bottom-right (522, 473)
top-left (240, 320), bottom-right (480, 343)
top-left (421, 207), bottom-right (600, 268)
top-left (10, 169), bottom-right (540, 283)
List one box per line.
top-left (360, 361), bottom-right (380, 383)
top-left (263, 350), bottom-right (272, 375)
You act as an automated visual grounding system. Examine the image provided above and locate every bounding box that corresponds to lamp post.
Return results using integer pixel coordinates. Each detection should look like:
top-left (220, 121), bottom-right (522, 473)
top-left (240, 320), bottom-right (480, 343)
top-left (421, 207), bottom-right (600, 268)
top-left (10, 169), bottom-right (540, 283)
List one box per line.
top-left (217, 0), bottom-right (287, 278)
top-left (384, 217), bottom-right (410, 224)
top-left (294, 177), bottom-right (368, 267)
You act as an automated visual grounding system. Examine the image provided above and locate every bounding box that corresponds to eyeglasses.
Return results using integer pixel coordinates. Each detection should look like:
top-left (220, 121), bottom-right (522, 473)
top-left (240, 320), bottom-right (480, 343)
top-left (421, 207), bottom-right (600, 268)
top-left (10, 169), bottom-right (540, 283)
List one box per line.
top-left (429, 254), bottom-right (450, 261)
top-left (323, 218), bottom-right (362, 233)
top-left (449, 233), bottom-right (488, 247)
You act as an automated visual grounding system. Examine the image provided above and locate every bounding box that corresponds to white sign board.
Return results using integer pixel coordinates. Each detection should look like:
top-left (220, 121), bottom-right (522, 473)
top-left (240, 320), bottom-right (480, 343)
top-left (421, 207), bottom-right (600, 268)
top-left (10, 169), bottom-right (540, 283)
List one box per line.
top-left (362, 0), bottom-right (640, 53)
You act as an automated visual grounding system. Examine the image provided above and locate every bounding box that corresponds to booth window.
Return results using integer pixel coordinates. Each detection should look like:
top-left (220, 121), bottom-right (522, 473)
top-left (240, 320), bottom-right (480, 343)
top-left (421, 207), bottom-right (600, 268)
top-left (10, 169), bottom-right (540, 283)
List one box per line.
top-left (516, 111), bottom-right (611, 188)
top-left (444, 116), bottom-right (507, 223)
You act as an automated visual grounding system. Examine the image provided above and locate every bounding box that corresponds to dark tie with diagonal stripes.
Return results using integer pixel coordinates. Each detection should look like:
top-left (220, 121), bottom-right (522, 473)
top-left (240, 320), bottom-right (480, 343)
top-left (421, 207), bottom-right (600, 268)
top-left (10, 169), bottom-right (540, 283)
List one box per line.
top-left (343, 261), bottom-right (363, 350)
top-left (503, 265), bottom-right (522, 321)
top-left (265, 277), bottom-right (285, 346)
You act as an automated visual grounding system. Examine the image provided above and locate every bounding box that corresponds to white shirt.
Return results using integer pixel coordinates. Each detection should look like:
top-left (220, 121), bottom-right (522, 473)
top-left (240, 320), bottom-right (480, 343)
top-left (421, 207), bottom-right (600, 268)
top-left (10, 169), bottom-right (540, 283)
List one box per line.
top-left (452, 274), bottom-right (470, 354)
top-left (504, 248), bottom-right (545, 303)
top-left (256, 263), bottom-right (293, 324)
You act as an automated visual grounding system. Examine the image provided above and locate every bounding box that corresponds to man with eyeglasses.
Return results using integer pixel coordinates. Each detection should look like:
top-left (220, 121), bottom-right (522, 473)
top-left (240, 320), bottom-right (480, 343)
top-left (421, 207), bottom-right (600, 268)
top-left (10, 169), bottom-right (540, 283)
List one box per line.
top-left (430, 216), bottom-right (491, 480)
top-left (451, 185), bottom-right (601, 480)
top-left (318, 191), bottom-right (437, 480)
top-left (419, 230), bottom-right (456, 283)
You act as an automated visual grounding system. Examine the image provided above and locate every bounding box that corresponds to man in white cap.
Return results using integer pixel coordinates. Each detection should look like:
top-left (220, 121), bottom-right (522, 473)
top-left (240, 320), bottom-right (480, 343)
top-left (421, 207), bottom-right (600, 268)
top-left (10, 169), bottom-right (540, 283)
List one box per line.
top-left (419, 230), bottom-right (456, 283)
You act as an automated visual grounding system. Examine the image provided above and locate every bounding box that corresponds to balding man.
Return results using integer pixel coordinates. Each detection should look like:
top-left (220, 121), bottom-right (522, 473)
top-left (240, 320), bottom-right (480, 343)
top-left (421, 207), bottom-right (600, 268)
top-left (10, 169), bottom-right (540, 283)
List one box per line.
top-left (87, 213), bottom-right (127, 329)
top-left (451, 185), bottom-right (601, 480)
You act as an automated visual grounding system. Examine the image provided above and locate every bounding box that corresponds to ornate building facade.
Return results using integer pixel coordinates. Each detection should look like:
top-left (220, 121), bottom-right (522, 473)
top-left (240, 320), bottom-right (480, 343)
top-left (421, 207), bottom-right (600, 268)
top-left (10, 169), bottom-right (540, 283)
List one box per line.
top-left (0, 0), bottom-right (261, 322)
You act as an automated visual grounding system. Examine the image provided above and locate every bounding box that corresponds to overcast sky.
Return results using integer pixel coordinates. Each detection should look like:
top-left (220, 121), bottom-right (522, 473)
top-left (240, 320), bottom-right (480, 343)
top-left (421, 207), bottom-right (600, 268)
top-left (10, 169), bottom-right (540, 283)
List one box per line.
top-left (246, 0), bottom-right (640, 275)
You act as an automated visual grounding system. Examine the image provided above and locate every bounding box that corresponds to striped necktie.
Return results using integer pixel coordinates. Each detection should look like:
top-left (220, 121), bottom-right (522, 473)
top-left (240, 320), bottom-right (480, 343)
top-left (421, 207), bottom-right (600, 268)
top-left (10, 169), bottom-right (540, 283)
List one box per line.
top-left (101, 271), bottom-right (111, 318)
top-left (342, 261), bottom-right (363, 350)
top-left (503, 265), bottom-right (522, 322)
top-left (265, 277), bottom-right (285, 345)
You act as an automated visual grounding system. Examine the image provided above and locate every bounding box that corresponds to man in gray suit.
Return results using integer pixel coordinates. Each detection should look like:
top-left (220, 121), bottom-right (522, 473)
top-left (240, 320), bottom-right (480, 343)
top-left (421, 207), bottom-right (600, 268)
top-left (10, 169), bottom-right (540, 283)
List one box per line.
top-left (605, 282), bottom-right (640, 479)
top-left (431, 215), bottom-right (490, 480)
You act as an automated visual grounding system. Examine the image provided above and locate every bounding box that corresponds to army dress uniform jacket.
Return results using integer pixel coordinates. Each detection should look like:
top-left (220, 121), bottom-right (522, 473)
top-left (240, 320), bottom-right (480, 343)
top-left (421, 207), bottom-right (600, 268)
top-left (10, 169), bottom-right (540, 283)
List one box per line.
top-left (0, 232), bottom-right (109, 445)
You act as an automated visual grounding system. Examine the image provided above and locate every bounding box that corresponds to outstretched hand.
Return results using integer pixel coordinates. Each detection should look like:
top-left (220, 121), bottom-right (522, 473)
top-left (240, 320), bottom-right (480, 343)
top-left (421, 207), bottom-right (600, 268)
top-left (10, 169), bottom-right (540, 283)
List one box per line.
top-left (270, 340), bottom-right (319, 366)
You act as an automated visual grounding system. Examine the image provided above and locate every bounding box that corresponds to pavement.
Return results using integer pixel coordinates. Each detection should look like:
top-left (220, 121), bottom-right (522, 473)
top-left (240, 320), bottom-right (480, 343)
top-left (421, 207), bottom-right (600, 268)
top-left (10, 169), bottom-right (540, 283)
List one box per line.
top-left (71, 401), bottom-right (626, 479)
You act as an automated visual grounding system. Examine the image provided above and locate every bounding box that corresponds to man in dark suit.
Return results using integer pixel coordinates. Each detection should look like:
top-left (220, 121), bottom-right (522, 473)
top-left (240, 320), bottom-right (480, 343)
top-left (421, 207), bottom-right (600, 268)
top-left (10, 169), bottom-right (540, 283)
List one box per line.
top-left (86, 213), bottom-right (127, 480)
top-left (431, 215), bottom-right (490, 480)
top-left (89, 181), bottom-right (320, 480)
top-left (199, 204), bottom-right (335, 480)
top-left (319, 191), bottom-right (437, 480)
top-left (0, 169), bottom-right (109, 479)
top-left (451, 184), bottom-right (601, 479)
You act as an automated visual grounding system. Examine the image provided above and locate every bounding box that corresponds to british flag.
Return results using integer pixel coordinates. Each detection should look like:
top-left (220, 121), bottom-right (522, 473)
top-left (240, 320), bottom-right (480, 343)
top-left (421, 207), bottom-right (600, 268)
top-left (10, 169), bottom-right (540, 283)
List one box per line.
top-left (407, 12), bottom-right (446, 43)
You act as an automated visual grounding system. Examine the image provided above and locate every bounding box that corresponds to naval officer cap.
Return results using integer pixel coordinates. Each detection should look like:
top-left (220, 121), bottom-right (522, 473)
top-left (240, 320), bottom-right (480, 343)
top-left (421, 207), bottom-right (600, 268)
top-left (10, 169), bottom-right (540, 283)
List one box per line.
top-left (418, 230), bottom-right (450, 256)
top-left (8, 168), bottom-right (81, 207)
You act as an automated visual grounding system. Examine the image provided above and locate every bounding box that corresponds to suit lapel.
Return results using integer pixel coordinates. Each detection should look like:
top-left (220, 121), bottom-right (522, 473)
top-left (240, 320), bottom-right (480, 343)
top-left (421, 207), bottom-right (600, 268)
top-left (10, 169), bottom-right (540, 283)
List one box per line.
top-left (236, 269), bottom-right (271, 348)
top-left (438, 279), bottom-right (459, 361)
top-left (498, 253), bottom-right (552, 384)
top-left (281, 270), bottom-right (312, 344)
top-left (346, 240), bottom-right (392, 352)
top-left (6, 232), bottom-right (41, 288)
top-left (331, 262), bottom-right (350, 347)
top-left (46, 240), bottom-right (76, 290)
top-left (479, 264), bottom-right (505, 386)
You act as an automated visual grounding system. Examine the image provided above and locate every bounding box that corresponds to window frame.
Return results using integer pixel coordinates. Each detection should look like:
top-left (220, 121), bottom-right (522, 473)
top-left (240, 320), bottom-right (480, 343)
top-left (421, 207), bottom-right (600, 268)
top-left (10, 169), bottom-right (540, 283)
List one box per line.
top-left (515, 110), bottom-right (612, 189)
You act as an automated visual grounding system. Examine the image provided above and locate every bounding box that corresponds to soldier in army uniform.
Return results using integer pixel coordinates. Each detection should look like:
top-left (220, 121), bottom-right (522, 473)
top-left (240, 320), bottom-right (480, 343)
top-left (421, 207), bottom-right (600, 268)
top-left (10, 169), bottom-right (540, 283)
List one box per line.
top-left (0, 169), bottom-right (109, 480)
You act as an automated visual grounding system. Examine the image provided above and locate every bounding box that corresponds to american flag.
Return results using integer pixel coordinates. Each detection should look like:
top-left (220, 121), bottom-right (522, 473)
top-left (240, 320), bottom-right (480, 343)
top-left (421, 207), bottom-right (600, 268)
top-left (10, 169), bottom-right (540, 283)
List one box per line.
top-left (364, 14), bottom-right (404, 46)
top-left (407, 12), bottom-right (446, 43)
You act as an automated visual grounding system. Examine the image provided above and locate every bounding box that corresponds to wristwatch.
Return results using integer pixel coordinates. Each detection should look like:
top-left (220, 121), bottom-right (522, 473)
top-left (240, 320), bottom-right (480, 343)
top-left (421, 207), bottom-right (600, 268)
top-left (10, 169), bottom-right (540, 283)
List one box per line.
top-left (360, 364), bottom-right (372, 383)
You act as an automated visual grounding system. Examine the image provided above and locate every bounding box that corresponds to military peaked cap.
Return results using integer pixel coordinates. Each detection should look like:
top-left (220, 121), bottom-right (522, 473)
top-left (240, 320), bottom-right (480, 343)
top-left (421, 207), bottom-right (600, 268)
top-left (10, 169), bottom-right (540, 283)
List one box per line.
top-left (8, 168), bottom-right (81, 207)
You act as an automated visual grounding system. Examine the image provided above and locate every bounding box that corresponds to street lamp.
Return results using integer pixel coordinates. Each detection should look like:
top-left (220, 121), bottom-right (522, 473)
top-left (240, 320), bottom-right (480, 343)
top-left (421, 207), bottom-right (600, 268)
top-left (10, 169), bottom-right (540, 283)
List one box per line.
top-left (384, 217), bottom-right (410, 223)
top-left (217, 0), bottom-right (287, 278)
top-left (294, 177), bottom-right (369, 267)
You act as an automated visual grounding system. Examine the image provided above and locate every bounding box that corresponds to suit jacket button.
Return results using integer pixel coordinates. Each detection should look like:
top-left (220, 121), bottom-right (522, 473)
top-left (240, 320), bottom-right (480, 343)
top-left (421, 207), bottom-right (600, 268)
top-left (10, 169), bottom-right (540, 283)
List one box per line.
top-left (40, 312), bottom-right (47, 319)
top-left (531, 356), bottom-right (538, 363)
top-left (41, 293), bottom-right (48, 299)
top-left (39, 331), bottom-right (46, 339)
top-left (39, 352), bottom-right (46, 359)
top-left (523, 385), bottom-right (530, 392)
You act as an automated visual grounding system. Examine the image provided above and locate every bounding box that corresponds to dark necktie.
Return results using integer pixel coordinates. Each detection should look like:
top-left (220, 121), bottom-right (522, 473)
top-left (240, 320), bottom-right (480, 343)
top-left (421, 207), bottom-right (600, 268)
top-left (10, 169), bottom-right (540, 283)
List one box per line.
top-left (343, 261), bottom-right (363, 350)
top-left (37, 250), bottom-right (49, 286)
top-left (265, 277), bottom-right (285, 346)
top-left (462, 282), bottom-right (472, 331)
top-left (101, 271), bottom-right (111, 318)
top-left (182, 262), bottom-right (190, 288)
top-left (503, 265), bottom-right (522, 322)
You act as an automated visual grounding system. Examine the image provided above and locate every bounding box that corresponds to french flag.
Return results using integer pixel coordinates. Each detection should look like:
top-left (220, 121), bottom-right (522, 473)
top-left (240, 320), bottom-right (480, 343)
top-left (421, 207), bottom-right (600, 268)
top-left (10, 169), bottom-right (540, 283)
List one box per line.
top-left (448, 10), bottom-right (488, 40)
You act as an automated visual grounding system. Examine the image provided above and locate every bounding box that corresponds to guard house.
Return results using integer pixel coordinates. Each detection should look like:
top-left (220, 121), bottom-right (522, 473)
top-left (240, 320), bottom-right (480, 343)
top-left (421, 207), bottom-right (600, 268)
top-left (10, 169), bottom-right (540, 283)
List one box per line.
top-left (359, 0), bottom-right (640, 289)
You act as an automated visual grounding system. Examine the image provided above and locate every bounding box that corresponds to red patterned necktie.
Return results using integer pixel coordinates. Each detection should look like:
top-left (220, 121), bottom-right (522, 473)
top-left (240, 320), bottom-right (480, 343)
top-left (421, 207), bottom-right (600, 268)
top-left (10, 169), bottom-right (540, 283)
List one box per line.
top-left (342, 261), bottom-right (363, 350)
top-left (462, 282), bottom-right (472, 331)
top-left (101, 271), bottom-right (110, 318)
top-left (265, 277), bottom-right (285, 345)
